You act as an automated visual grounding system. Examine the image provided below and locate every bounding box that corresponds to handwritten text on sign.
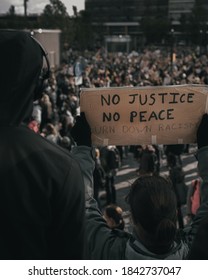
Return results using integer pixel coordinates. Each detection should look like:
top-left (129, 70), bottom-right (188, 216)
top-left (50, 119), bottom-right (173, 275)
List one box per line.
top-left (80, 85), bottom-right (208, 146)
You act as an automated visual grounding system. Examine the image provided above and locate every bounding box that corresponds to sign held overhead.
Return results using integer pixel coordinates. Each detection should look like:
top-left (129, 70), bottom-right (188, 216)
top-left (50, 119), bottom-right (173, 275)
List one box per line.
top-left (80, 85), bottom-right (208, 146)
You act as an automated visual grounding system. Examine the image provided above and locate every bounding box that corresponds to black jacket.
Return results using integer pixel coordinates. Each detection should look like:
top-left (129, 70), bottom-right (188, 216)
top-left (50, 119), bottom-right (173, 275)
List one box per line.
top-left (0, 30), bottom-right (86, 259)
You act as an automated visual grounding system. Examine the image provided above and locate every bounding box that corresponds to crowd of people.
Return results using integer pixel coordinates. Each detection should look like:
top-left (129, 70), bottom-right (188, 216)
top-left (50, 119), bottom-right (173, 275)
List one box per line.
top-left (31, 43), bottom-right (208, 259)
top-left (28, 45), bottom-right (208, 213)
top-left (1, 29), bottom-right (208, 260)
top-left (30, 45), bottom-right (208, 144)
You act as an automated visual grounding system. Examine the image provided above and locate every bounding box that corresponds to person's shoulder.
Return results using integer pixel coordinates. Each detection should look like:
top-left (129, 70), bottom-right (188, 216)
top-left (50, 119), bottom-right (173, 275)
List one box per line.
top-left (20, 125), bottom-right (75, 162)
top-left (112, 229), bottom-right (131, 239)
top-left (106, 229), bottom-right (131, 259)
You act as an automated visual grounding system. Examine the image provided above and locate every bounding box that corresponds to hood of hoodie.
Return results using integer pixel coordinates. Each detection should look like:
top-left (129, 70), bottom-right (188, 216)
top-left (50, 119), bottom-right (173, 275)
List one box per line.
top-left (125, 236), bottom-right (189, 260)
top-left (0, 30), bottom-right (43, 126)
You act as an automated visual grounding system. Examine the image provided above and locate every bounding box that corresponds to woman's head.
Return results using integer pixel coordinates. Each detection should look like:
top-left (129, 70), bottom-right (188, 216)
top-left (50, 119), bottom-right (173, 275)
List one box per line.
top-left (126, 175), bottom-right (177, 254)
top-left (104, 204), bottom-right (125, 230)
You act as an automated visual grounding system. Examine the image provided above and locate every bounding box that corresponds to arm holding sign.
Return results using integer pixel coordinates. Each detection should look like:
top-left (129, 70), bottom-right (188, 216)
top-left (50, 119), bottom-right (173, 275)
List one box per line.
top-left (71, 113), bottom-right (130, 259)
top-left (186, 114), bottom-right (208, 259)
top-left (70, 112), bottom-right (208, 260)
top-left (196, 114), bottom-right (208, 203)
top-left (187, 114), bottom-right (208, 226)
top-left (70, 113), bottom-right (95, 201)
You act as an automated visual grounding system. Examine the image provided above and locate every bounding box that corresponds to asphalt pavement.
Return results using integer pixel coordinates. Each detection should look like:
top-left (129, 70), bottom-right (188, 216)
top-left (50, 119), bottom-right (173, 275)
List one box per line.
top-left (99, 144), bottom-right (198, 232)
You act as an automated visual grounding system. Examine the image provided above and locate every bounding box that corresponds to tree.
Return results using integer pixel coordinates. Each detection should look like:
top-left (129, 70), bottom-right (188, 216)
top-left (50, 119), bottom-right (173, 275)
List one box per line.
top-left (40, 0), bottom-right (69, 28)
top-left (24, 0), bottom-right (29, 17)
top-left (8, 5), bottom-right (15, 16)
top-left (39, 0), bottom-right (71, 44)
top-left (73, 6), bottom-right (78, 17)
top-left (39, 1), bottom-right (95, 51)
top-left (71, 10), bottom-right (94, 51)
top-left (45, 0), bottom-right (68, 16)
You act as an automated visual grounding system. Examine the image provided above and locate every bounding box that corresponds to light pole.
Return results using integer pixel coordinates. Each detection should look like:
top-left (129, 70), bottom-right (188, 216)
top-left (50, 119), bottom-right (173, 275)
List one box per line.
top-left (170, 28), bottom-right (174, 85)
top-left (24, 0), bottom-right (28, 17)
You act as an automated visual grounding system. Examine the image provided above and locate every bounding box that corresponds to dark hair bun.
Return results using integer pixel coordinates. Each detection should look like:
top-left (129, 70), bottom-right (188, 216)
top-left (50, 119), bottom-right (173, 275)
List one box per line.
top-left (155, 218), bottom-right (176, 245)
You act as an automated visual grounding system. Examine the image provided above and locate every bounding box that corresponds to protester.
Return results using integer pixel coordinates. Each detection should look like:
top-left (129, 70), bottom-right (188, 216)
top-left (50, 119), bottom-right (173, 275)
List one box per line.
top-left (71, 113), bottom-right (208, 260)
top-left (138, 145), bottom-right (159, 176)
top-left (0, 30), bottom-right (86, 259)
top-left (41, 123), bottom-right (62, 144)
top-left (93, 148), bottom-right (105, 209)
top-left (39, 93), bottom-right (53, 131)
top-left (25, 45), bottom-right (208, 152)
top-left (100, 146), bottom-right (121, 204)
top-left (164, 144), bottom-right (185, 168)
top-left (168, 161), bottom-right (188, 229)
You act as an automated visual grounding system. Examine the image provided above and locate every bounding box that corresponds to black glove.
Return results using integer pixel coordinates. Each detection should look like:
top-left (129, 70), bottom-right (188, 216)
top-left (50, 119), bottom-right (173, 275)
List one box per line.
top-left (71, 112), bottom-right (92, 147)
top-left (197, 113), bottom-right (208, 149)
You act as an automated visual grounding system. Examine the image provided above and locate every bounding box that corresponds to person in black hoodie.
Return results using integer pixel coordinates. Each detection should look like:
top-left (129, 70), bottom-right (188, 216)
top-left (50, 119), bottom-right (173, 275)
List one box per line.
top-left (0, 30), bottom-right (86, 259)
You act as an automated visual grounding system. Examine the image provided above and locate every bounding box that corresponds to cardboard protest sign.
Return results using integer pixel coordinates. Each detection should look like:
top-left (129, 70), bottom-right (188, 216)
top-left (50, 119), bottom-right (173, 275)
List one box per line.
top-left (80, 85), bottom-right (208, 146)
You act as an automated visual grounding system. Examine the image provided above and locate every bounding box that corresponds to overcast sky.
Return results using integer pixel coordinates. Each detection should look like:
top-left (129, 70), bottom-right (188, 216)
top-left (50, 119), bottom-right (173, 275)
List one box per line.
top-left (0, 0), bottom-right (85, 16)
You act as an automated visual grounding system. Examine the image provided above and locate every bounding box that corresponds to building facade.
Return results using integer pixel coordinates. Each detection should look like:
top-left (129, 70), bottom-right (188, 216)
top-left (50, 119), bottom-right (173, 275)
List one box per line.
top-left (168, 0), bottom-right (195, 21)
top-left (85, 0), bottom-right (208, 50)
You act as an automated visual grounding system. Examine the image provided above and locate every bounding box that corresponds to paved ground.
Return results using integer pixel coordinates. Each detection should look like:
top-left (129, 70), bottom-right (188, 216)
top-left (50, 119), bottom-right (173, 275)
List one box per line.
top-left (99, 144), bottom-right (198, 232)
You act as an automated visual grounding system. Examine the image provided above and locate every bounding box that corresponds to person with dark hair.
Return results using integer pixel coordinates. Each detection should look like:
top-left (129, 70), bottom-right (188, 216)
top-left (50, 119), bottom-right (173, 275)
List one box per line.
top-left (138, 145), bottom-right (159, 176)
top-left (164, 144), bottom-right (185, 168)
top-left (71, 113), bottom-right (208, 260)
top-left (100, 145), bottom-right (120, 204)
top-left (0, 30), bottom-right (86, 259)
top-left (103, 204), bottom-right (125, 230)
top-left (168, 162), bottom-right (188, 229)
top-left (126, 175), bottom-right (177, 255)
